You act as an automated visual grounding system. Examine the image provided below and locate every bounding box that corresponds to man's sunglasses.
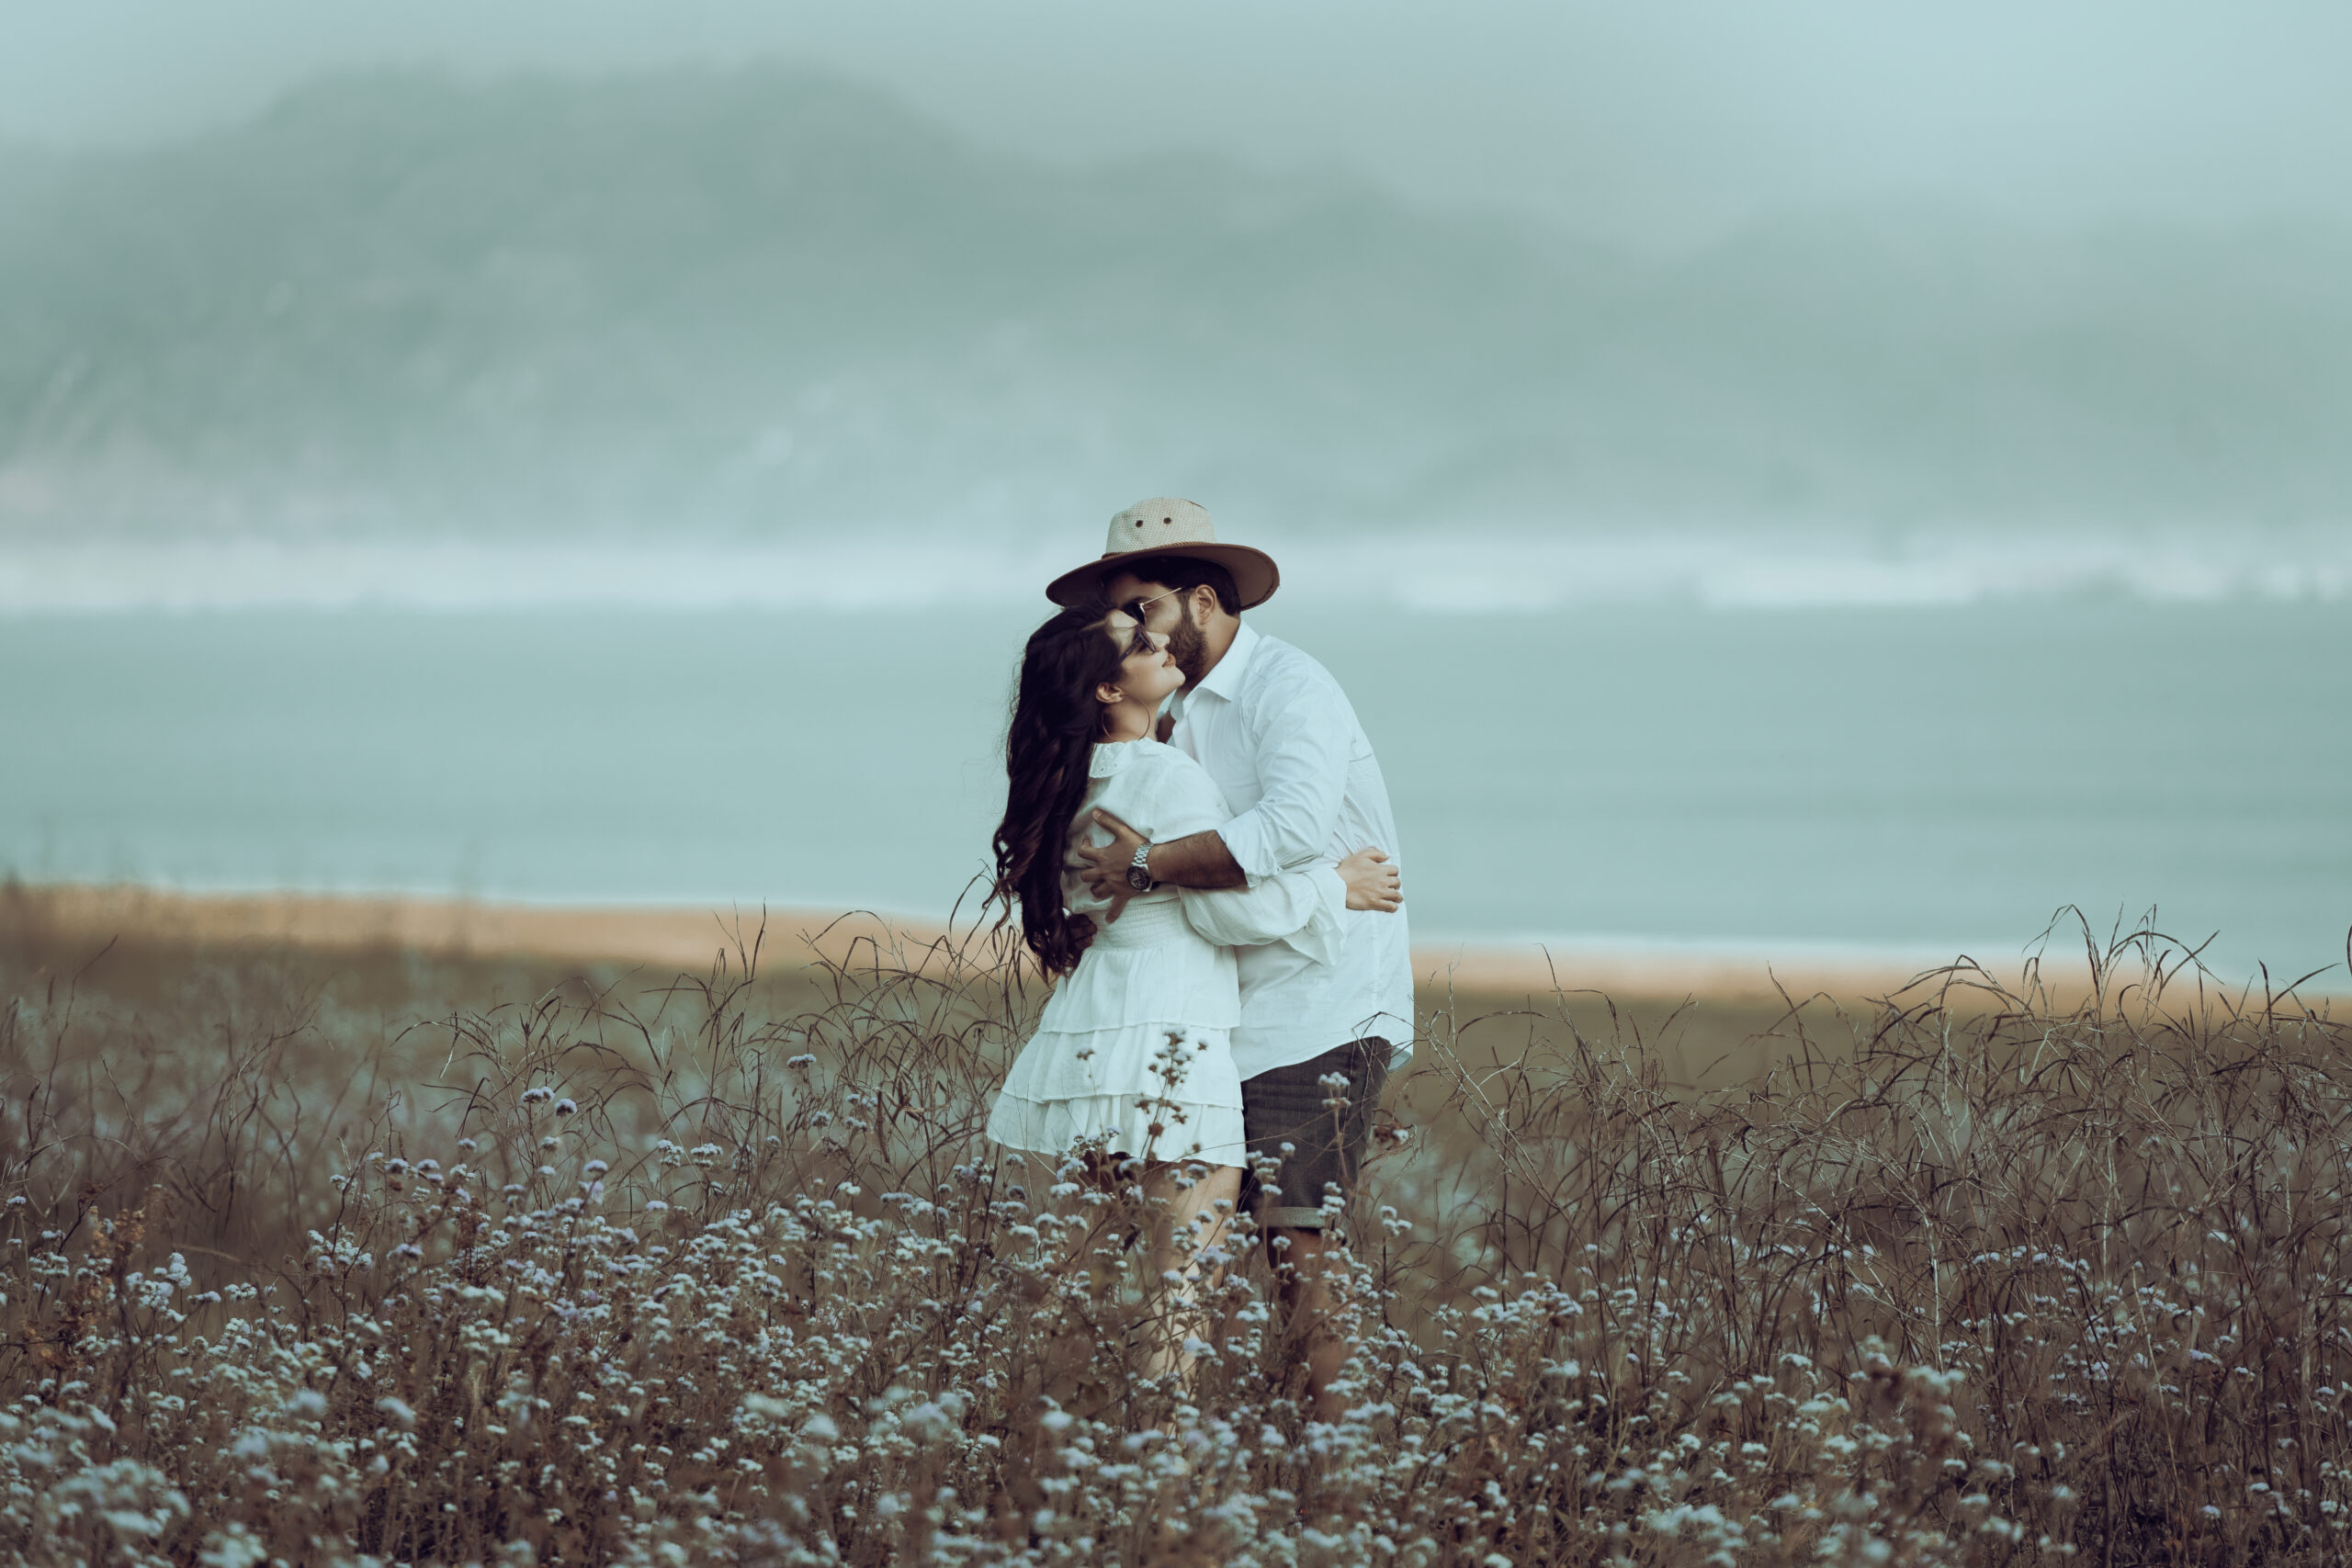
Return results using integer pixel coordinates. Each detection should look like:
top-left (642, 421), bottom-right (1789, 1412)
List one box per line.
top-left (1122, 586), bottom-right (1182, 626)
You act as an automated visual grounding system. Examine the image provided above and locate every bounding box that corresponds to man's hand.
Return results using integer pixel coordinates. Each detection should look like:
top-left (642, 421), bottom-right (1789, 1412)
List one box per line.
top-left (1337, 846), bottom-right (1404, 911)
top-left (1073, 807), bottom-right (1148, 920)
top-left (1076, 814), bottom-right (1251, 913)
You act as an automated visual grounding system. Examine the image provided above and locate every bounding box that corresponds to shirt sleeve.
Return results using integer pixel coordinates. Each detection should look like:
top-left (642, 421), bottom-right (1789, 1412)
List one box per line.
top-left (1213, 666), bottom-right (1354, 879)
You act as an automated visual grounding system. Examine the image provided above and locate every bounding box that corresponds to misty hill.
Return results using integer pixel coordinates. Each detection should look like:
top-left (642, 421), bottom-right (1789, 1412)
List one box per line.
top-left (4, 65), bottom-right (2350, 542)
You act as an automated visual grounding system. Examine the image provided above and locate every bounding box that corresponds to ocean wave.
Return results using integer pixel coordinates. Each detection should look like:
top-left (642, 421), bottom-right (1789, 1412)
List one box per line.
top-left (2, 531), bottom-right (2346, 615)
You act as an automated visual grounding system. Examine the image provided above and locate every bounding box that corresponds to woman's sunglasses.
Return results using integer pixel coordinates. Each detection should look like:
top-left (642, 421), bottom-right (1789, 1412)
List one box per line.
top-left (1118, 618), bottom-right (1158, 660)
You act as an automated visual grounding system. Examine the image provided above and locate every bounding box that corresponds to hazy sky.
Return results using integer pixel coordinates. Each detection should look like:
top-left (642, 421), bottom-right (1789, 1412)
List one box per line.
top-left (6, 2), bottom-right (2352, 241)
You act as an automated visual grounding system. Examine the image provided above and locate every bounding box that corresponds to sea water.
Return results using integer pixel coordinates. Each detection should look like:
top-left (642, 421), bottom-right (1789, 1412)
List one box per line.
top-left (2, 601), bottom-right (2346, 987)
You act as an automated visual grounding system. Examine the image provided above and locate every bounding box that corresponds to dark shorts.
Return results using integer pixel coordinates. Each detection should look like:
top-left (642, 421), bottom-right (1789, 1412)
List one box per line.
top-left (1238, 1038), bottom-right (1391, 1232)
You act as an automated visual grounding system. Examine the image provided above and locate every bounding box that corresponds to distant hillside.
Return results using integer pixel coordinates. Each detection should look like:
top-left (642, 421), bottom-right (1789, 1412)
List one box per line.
top-left (4, 65), bottom-right (2350, 541)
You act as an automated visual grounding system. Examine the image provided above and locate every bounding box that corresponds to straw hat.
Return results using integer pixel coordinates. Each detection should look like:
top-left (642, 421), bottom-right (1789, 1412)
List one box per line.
top-left (1044, 497), bottom-right (1280, 610)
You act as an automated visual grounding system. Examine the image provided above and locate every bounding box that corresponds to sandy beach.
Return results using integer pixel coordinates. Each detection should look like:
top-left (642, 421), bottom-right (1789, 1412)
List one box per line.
top-left (3, 877), bottom-right (2201, 1029)
top-left (3, 880), bottom-right (1996, 1001)
top-left (6, 881), bottom-right (887, 979)
top-left (0, 882), bottom-right (1998, 1092)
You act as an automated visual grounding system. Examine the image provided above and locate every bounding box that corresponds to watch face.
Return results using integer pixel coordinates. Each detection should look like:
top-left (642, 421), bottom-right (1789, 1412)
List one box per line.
top-left (1127, 865), bottom-right (1153, 892)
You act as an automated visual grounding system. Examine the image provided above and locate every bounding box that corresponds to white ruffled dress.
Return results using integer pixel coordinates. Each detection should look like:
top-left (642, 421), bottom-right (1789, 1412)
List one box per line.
top-left (986, 738), bottom-right (1347, 1168)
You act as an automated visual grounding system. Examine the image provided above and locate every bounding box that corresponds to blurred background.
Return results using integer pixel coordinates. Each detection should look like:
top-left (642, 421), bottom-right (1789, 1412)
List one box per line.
top-left (2, 1), bottom-right (2346, 985)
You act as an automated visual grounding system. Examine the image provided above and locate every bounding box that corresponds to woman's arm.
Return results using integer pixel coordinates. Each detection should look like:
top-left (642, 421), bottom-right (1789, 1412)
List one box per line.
top-left (1182, 844), bottom-right (1399, 965)
top-left (1180, 867), bottom-right (1347, 950)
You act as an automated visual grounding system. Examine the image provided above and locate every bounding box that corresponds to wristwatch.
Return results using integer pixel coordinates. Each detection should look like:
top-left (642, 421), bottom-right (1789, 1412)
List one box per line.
top-left (1125, 843), bottom-right (1155, 893)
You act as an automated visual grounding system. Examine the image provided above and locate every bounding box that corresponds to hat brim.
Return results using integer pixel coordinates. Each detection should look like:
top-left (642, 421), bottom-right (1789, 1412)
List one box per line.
top-left (1045, 542), bottom-right (1280, 611)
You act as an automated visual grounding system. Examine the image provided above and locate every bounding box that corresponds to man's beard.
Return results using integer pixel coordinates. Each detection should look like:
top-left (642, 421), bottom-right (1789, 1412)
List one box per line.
top-left (1165, 610), bottom-right (1210, 687)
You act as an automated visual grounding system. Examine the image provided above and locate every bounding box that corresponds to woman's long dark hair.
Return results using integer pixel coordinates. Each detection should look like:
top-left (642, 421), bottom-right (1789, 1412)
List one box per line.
top-left (993, 594), bottom-right (1126, 976)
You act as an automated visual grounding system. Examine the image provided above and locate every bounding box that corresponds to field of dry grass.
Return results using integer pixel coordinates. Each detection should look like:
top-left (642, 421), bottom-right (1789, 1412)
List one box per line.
top-left (4, 883), bottom-right (2349, 1565)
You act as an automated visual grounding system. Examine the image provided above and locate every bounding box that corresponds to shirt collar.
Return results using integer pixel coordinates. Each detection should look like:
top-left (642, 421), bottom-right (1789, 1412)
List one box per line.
top-left (1193, 620), bottom-right (1261, 705)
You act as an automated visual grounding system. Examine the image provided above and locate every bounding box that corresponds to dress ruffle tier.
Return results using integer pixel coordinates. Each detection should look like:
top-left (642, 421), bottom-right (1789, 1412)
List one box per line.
top-left (985, 1024), bottom-right (1247, 1165)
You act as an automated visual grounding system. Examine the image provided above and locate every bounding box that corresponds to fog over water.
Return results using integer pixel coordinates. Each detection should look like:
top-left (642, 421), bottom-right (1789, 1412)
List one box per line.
top-left (2, 62), bottom-right (2349, 608)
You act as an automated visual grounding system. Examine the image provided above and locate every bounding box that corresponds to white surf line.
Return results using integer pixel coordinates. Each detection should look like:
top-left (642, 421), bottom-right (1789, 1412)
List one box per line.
top-left (3, 529), bottom-right (2348, 614)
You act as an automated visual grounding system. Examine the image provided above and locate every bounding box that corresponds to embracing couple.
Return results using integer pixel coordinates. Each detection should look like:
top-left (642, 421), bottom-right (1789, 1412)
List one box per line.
top-left (983, 497), bottom-right (1409, 1413)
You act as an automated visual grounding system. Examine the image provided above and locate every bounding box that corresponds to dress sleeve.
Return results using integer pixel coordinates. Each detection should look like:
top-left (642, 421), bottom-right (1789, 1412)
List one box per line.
top-left (1130, 747), bottom-right (1228, 844)
top-left (1145, 747), bottom-right (1350, 966)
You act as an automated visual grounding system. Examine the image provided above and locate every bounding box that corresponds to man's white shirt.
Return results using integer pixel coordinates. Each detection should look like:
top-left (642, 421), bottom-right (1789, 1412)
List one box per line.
top-left (1168, 620), bottom-right (1413, 1080)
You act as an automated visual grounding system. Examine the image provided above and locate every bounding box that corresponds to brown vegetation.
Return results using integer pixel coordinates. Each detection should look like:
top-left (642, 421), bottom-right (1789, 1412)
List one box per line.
top-left (2, 888), bottom-right (2347, 1565)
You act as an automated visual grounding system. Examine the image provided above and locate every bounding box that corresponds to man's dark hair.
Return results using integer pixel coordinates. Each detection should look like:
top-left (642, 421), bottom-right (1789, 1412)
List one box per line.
top-left (1119, 554), bottom-right (1241, 617)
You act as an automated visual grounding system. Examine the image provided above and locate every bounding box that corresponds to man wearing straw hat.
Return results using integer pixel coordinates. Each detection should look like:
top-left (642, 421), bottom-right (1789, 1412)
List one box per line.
top-left (1056, 496), bottom-right (1410, 1419)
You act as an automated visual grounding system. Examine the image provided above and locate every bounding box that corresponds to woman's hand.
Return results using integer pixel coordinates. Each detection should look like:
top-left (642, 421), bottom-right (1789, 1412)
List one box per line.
top-left (1338, 847), bottom-right (1403, 912)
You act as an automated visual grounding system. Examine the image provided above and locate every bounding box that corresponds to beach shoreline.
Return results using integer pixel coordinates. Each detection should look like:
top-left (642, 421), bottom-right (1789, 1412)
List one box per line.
top-left (1, 880), bottom-right (2132, 1006)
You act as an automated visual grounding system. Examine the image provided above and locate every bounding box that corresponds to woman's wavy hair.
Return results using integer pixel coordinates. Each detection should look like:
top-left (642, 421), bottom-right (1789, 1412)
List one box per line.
top-left (993, 593), bottom-right (1126, 975)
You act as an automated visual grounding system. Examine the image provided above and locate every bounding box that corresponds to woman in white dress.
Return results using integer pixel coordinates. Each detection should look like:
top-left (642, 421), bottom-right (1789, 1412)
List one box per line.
top-left (985, 593), bottom-right (1397, 1288)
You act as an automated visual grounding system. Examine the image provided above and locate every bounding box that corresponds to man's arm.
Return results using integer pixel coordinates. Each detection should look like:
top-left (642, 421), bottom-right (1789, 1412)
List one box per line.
top-left (1141, 826), bottom-right (1249, 888)
top-left (1211, 677), bottom-right (1353, 882)
top-left (1073, 813), bottom-right (1245, 908)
